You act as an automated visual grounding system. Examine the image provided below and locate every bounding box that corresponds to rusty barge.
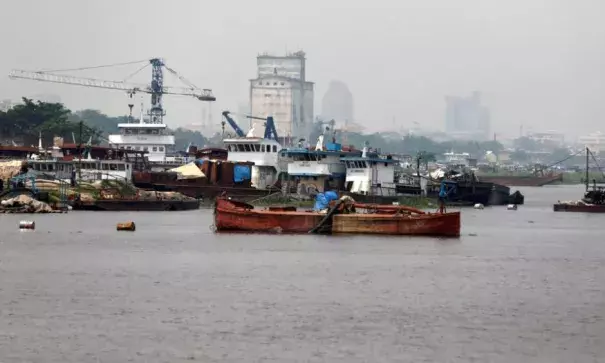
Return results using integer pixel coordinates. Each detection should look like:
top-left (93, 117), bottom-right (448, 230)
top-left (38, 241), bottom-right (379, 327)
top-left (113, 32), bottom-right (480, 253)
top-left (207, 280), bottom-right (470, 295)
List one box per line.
top-left (214, 194), bottom-right (461, 237)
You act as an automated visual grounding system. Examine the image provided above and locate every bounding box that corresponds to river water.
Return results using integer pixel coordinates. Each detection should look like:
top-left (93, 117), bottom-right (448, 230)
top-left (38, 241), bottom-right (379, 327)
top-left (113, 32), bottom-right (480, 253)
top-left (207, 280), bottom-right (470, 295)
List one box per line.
top-left (0, 185), bottom-right (603, 362)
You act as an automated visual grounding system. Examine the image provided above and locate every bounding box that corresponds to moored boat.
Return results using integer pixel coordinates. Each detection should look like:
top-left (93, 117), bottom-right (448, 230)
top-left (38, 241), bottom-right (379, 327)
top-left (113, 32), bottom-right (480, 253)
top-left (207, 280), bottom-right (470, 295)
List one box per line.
top-left (214, 197), bottom-right (323, 233)
top-left (214, 194), bottom-right (461, 237)
top-left (332, 203), bottom-right (460, 237)
top-left (553, 148), bottom-right (605, 213)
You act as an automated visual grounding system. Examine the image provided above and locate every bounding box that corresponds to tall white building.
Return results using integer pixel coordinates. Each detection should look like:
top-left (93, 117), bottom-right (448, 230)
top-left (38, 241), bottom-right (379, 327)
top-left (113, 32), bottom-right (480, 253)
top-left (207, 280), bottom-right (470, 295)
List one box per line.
top-left (249, 51), bottom-right (314, 140)
top-left (579, 131), bottom-right (605, 153)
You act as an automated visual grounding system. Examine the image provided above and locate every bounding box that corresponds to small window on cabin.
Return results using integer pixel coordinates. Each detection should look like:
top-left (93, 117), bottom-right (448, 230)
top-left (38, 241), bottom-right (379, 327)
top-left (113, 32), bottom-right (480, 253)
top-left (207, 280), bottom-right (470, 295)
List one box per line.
top-left (135, 146), bottom-right (141, 150)
top-left (126, 164), bottom-right (130, 170)
top-left (280, 82), bottom-right (285, 86)
top-left (244, 144), bottom-right (251, 152)
top-left (110, 164), bottom-right (117, 171)
top-left (151, 130), bottom-right (158, 134)
top-left (361, 162), bottom-right (368, 168)
top-left (126, 146), bottom-right (132, 150)
top-left (235, 144), bottom-right (243, 152)
top-left (265, 82), bottom-right (269, 85)
top-left (143, 147), bottom-right (149, 151)
top-left (254, 144), bottom-right (260, 152)
top-left (273, 82), bottom-right (277, 85)
top-left (118, 164), bottom-right (126, 171)
top-left (261, 145), bottom-right (265, 152)
top-left (258, 82), bottom-right (262, 85)
top-left (152, 147), bottom-right (158, 152)
top-left (119, 146), bottom-right (124, 150)
top-left (272, 145), bottom-right (277, 152)
top-left (159, 146), bottom-right (164, 152)
top-left (102, 163), bottom-right (109, 170)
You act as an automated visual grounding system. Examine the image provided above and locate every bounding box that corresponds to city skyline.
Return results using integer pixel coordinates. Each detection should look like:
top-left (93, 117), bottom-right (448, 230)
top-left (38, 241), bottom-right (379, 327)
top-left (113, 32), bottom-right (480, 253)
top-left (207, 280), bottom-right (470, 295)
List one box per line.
top-left (0, 0), bottom-right (603, 140)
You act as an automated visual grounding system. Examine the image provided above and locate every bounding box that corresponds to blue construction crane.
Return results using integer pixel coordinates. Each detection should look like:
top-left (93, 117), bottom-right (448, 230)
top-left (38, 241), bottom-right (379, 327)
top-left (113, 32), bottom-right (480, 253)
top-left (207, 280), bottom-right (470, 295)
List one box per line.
top-left (221, 111), bottom-right (246, 137)
top-left (246, 115), bottom-right (279, 142)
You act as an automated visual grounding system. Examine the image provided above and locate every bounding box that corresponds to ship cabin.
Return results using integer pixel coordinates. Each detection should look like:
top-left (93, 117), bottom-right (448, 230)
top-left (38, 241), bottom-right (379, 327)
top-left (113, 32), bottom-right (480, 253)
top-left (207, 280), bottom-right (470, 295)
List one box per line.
top-left (224, 137), bottom-right (282, 189)
top-left (26, 145), bottom-right (146, 183)
top-left (108, 122), bottom-right (175, 163)
top-left (27, 158), bottom-right (135, 183)
top-left (342, 150), bottom-right (398, 196)
top-left (279, 141), bottom-right (361, 193)
top-left (0, 145), bottom-right (39, 160)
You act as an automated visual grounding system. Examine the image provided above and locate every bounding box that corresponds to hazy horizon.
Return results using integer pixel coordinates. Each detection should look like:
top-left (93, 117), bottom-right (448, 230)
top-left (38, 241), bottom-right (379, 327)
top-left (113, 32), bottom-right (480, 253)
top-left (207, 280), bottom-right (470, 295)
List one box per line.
top-left (1, 0), bottom-right (603, 140)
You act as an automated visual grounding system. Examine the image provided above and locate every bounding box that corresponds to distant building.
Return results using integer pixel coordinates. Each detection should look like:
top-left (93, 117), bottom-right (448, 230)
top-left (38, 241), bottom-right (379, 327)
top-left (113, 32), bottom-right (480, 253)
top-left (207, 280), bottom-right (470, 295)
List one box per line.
top-left (0, 99), bottom-right (20, 112)
top-left (444, 91), bottom-right (490, 141)
top-left (579, 131), bottom-right (605, 153)
top-left (249, 51), bottom-right (314, 140)
top-left (527, 131), bottom-right (565, 147)
top-left (321, 80), bottom-right (353, 126)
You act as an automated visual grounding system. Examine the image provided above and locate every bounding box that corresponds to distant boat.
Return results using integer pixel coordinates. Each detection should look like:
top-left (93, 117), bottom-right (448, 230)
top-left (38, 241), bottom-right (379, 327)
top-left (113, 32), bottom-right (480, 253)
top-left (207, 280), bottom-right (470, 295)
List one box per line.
top-left (553, 148), bottom-right (605, 213)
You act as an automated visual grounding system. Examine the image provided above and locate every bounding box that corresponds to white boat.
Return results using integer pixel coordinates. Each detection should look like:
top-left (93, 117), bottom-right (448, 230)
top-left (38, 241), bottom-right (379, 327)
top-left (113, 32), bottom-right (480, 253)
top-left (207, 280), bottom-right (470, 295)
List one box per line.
top-left (108, 100), bottom-right (189, 166)
top-left (223, 137), bottom-right (283, 190)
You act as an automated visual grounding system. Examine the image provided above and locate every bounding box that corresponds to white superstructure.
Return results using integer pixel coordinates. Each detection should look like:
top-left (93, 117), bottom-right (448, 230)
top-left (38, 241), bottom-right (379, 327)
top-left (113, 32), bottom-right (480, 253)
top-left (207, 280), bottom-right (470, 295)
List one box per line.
top-left (108, 103), bottom-right (175, 162)
top-left (224, 137), bottom-right (283, 189)
top-left (342, 148), bottom-right (398, 195)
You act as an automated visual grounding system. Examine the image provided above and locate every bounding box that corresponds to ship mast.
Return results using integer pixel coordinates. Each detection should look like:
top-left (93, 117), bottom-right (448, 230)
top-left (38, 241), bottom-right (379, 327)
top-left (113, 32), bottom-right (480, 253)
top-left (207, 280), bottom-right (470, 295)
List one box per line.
top-left (586, 147), bottom-right (590, 192)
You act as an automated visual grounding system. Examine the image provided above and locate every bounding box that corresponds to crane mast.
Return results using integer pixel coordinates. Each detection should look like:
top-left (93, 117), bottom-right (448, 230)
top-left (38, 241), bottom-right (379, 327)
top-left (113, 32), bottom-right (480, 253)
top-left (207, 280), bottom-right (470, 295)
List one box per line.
top-left (149, 58), bottom-right (165, 124)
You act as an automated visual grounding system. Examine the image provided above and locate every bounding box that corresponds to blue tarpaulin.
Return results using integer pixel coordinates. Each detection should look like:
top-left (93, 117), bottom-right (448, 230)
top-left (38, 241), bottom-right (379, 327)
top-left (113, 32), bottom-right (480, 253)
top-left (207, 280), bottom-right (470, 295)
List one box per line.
top-left (233, 165), bottom-right (251, 182)
top-left (313, 190), bottom-right (339, 211)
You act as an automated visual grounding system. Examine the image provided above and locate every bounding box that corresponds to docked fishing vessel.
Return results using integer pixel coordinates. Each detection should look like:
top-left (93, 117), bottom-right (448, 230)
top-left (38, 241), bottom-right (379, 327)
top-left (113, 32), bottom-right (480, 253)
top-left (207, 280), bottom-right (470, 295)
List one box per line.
top-left (554, 147), bottom-right (605, 212)
top-left (278, 131), bottom-right (362, 195)
top-left (426, 168), bottom-right (524, 206)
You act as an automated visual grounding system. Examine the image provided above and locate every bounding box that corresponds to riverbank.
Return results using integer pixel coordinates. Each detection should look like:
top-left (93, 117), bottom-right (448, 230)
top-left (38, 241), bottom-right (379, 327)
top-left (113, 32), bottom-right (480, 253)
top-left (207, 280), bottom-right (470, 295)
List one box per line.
top-left (558, 172), bottom-right (605, 185)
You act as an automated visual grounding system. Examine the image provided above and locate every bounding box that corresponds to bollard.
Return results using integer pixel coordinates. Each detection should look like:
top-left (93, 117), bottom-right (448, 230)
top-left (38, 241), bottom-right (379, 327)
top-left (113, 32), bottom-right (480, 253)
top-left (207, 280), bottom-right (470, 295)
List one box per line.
top-left (19, 221), bottom-right (35, 230)
top-left (473, 203), bottom-right (485, 210)
top-left (116, 221), bottom-right (136, 231)
top-left (507, 204), bottom-right (518, 210)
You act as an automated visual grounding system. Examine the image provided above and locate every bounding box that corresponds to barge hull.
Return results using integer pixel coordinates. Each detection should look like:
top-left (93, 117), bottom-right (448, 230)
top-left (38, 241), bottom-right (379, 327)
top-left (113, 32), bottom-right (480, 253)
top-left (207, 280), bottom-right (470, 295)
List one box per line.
top-left (553, 203), bottom-right (605, 213)
top-left (332, 212), bottom-right (460, 237)
top-left (72, 199), bottom-right (200, 211)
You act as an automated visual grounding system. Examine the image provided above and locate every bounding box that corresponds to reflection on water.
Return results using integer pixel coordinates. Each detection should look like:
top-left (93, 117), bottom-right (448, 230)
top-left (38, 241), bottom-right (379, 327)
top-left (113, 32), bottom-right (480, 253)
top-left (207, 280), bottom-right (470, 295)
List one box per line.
top-left (0, 185), bottom-right (603, 362)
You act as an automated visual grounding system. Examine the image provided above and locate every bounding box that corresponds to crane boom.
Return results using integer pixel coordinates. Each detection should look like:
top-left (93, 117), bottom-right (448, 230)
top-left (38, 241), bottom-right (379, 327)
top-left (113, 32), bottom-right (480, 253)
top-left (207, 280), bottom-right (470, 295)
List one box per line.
top-left (8, 69), bottom-right (216, 101)
top-left (8, 58), bottom-right (215, 125)
top-left (221, 111), bottom-right (246, 137)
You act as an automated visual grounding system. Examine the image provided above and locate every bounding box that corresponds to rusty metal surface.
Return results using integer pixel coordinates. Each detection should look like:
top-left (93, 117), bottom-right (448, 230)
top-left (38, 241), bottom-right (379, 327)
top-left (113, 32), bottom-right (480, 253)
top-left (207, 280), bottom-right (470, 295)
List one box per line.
top-left (332, 212), bottom-right (460, 237)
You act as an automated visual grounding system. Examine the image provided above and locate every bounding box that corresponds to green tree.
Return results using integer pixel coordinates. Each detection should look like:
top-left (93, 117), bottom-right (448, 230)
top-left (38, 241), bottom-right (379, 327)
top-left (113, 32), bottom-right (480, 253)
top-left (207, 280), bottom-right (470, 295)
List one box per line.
top-left (510, 149), bottom-right (529, 162)
top-left (513, 136), bottom-right (540, 151)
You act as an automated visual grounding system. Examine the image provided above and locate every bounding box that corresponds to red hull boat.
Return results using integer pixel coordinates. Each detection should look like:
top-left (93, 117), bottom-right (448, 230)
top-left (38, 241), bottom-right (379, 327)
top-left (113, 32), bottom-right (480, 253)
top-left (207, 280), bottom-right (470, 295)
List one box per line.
top-left (214, 198), bottom-right (461, 237)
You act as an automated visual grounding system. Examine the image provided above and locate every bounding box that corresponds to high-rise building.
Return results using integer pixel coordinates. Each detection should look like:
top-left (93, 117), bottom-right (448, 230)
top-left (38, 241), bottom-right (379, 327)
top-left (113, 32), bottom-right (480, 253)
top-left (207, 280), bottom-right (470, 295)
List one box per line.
top-left (249, 51), bottom-right (314, 140)
top-left (445, 91), bottom-right (490, 141)
top-left (321, 80), bottom-right (353, 126)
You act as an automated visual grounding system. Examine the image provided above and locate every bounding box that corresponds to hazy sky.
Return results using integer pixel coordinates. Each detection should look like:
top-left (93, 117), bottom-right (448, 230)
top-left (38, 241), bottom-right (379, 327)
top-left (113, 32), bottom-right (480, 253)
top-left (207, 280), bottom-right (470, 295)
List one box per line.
top-left (1, 0), bottom-right (603, 139)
